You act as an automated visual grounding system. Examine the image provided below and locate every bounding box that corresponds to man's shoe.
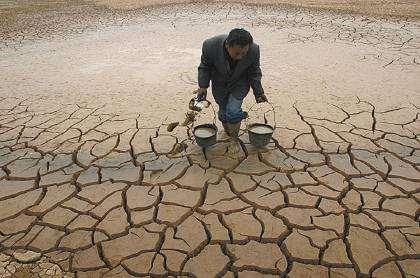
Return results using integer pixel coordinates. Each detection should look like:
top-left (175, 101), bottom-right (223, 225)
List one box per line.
top-left (227, 140), bottom-right (240, 158)
top-left (222, 122), bottom-right (230, 136)
top-left (227, 121), bottom-right (241, 140)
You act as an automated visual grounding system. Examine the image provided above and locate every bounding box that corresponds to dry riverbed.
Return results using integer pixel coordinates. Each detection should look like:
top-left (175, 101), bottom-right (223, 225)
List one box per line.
top-left (0, 0), bottom-right (419, 277)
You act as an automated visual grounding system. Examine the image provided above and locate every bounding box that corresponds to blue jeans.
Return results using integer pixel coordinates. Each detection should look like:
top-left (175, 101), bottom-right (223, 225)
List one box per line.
top-left (218, 94), bottom-right (246, 124)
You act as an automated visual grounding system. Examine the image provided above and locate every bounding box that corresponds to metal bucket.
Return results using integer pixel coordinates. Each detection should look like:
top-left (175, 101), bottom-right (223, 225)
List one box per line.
top-left (247, 123), bottom-right (274, 148)
top-left (193, 124), bottom-right (218, 148)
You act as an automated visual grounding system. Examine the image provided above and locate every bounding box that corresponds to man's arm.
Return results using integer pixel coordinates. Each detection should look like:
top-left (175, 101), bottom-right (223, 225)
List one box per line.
top-left (197, 41), bottom-right (211, 91)
top-left (248, 45), bottom-right (267, 103)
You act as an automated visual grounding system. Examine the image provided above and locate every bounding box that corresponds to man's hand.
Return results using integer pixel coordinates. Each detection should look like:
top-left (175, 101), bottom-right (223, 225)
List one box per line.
top-left (194, 88), bottom-right (207, 101)
top-left (255, 94), bottom-right (268, 103)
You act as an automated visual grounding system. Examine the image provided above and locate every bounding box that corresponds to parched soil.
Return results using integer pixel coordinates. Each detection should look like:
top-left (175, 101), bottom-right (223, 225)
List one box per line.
top-left (0, 1), bottom-right (419, 277)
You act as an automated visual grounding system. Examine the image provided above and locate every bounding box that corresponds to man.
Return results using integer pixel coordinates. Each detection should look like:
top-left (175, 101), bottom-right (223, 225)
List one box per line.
top-left (195, 28), bottom-right (268, 146)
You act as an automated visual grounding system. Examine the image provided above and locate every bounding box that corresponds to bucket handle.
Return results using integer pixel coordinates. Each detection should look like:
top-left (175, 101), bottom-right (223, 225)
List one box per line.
top-left (244, 100), bottom-right (277, 129)
top-left (189, 90), bottom-right (217, 127)
top-left (189, 100), bottom-right (218, 137)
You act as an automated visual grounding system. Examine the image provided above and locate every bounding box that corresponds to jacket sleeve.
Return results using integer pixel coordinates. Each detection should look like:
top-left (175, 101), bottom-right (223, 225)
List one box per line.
top-left (248, 45), bottom-right (264, 96)
top-left (198, 41), bottom-right (211, 89)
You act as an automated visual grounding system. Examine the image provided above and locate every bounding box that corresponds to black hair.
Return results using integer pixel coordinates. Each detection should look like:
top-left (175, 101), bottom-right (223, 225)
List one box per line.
top-left (226, 28), bottom-right (253, 47)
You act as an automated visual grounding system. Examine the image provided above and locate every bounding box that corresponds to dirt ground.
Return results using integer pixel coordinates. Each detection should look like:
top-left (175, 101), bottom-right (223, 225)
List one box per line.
top-left (89, 0), bottom-right (420, 18)
top-left (0, 0), bottom-right (419, 277)
top-left (2, 0), bottom-right (420, 17)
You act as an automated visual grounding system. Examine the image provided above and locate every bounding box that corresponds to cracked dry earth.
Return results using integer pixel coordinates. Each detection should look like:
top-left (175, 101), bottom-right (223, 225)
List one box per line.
top-left (1, 1), bottom-right (420, 278)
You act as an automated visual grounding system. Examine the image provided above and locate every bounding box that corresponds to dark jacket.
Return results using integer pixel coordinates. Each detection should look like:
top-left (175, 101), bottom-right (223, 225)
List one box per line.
top-left (198, 34), bottom-right (264, 105)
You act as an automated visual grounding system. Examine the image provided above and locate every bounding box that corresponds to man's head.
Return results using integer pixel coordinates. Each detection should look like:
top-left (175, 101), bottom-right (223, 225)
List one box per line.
top-left (225, 28), bottom-right (253, 60)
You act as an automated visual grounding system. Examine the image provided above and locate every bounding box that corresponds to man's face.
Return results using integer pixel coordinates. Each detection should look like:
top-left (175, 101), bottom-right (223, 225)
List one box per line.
top-left (226, 43), bottom-right (249, 60)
